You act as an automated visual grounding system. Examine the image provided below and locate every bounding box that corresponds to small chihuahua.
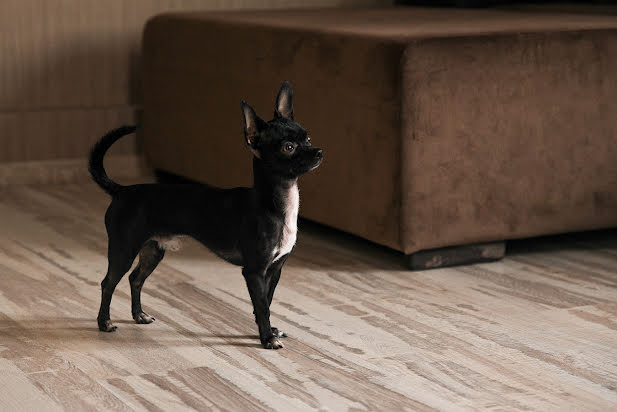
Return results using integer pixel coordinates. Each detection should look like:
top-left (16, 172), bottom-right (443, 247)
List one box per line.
top-left (89, 82), bottom-right (322, 349)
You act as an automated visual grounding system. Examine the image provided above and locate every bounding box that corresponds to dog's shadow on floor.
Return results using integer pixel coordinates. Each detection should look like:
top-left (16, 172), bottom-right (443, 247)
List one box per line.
top-left (0, 317), bottom-right (263, 348)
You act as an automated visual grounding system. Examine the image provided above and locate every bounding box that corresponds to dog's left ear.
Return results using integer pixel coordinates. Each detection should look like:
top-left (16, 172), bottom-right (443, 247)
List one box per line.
top-left (241, 101), bottom-right (266, 150)
top-left (274, 81), bottom-right (294, 120)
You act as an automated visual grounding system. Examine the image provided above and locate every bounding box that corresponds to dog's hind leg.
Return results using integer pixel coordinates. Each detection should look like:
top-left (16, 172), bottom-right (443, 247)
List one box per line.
top-left (97, 240), bottom-right (140, 332)
top-left (129, 240), bottom-right (164, 324)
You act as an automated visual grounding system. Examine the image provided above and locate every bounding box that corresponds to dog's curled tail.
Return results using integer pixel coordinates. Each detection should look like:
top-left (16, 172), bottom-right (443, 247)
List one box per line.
top-left (88, 125), bottom-right (137, 195)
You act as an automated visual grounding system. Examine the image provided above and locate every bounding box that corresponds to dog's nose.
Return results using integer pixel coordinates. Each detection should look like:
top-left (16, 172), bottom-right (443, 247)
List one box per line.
top-left (316, 149), bottom-right (323, 159)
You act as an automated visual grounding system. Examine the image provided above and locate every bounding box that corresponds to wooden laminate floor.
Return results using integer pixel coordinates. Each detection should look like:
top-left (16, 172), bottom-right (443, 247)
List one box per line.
top-left (0, 183), bottom-right (616, 411)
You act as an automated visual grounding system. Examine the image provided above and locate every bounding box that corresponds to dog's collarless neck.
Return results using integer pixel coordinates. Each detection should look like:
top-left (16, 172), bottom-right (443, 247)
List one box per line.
top-left (252, 158), bottom-right (298, 215)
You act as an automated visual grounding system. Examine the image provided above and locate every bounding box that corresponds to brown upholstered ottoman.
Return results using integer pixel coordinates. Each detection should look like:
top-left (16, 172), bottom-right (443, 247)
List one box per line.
top-left (142, 8), bottom-right (617, 268)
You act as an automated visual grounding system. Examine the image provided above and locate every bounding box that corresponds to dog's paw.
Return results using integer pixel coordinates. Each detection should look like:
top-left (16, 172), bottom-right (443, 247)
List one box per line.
top-left (134, 312), bottom-right (156, 324)
top-left (98, 319), bottom-right (117, 332)
top-left (271, 327), bottom-right (288, 338)
top-left (263, 336), bottom-right (285, 349)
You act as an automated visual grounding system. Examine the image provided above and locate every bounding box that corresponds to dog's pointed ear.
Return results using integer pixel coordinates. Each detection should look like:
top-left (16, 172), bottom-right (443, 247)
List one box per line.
top-left (274, 81), bottom-right (294, 120)
top-left (241, 101), bottom-right (266, 148)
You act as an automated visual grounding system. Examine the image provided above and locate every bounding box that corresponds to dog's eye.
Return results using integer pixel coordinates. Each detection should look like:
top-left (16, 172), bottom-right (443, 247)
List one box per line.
top-left (306, 135), bottom-right (311, 145)
top-left (282, 143), bottom-right (295, 153)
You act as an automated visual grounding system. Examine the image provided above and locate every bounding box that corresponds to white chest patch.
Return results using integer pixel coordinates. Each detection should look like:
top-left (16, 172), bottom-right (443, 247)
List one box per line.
top-left (273, 184), bottom-right (299, 262)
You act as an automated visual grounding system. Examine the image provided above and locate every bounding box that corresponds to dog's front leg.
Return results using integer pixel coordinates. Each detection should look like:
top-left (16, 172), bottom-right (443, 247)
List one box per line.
top-left (265, 257), bottom-right (288, 339)
top-left (242, 267), bottom-right (283, 349)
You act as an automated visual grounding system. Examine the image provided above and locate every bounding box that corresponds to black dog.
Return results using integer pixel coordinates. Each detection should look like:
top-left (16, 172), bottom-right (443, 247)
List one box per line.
top-left (89, 82), bottom-right (322, 349)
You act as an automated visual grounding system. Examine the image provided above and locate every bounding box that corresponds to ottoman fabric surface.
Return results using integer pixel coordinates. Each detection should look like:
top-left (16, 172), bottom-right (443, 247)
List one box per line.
top-left (142, 7), bottom-right (617, 254)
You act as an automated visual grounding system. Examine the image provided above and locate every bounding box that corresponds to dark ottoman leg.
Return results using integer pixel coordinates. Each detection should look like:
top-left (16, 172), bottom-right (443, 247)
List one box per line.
top-left (407, 241), bottom-right (505, 270)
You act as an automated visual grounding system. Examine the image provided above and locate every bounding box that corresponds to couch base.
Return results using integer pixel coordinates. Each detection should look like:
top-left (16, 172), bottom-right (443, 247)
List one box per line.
top-left (407, 242), bottom-right (505, 270)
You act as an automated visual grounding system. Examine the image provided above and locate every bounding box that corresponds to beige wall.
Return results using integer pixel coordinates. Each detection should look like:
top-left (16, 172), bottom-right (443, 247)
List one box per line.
top-left (0, 0), bottom-right (391, 163)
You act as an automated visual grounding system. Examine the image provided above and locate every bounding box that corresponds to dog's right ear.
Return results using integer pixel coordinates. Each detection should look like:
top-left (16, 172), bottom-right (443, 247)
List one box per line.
top-left (241, 101), bottom-right (266, 150)
top-left (274, 81), bottom-right (294, 120)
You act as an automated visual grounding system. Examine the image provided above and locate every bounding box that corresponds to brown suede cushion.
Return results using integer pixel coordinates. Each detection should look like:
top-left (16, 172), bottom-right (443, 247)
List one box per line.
top-left (401, 31), bottom-right (617, 253)
top-left (142, 8), bottom-right (617, 254)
